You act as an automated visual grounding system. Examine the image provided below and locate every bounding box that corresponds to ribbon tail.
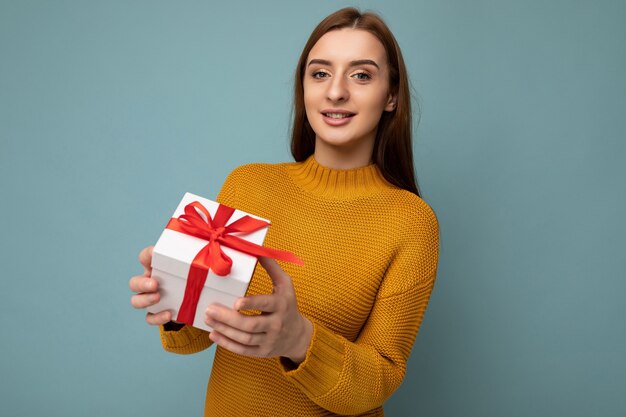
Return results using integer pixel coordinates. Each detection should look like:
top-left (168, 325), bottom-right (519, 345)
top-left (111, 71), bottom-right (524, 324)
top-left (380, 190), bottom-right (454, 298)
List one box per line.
top-left (220, 235), bottom-right (304, 266)
top-left (225, 215), bottom-right (269, 234)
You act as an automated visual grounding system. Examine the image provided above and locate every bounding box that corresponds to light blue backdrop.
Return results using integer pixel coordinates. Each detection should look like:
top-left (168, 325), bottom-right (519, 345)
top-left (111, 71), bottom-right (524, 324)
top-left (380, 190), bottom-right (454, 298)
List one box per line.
top-left (1, 1), bottom-right (624, 416)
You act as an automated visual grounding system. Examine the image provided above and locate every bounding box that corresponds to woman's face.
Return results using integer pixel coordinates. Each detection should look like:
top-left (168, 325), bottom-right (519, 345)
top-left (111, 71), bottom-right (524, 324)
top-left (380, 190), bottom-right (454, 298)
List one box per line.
top-left (303, 28), bottom-right (396, 157)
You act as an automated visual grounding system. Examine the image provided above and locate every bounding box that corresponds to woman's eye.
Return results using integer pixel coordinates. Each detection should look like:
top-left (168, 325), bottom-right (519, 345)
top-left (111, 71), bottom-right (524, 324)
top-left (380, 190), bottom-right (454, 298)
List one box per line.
top-left (352, 72), bottom-right (371, 81)
top-left (312, 71), bottom-right (329, 79)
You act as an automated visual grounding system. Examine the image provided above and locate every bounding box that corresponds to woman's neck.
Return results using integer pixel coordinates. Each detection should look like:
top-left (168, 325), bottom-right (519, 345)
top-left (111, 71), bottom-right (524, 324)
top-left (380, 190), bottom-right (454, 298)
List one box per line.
top-left (313, 137), bottom-right (375, 170)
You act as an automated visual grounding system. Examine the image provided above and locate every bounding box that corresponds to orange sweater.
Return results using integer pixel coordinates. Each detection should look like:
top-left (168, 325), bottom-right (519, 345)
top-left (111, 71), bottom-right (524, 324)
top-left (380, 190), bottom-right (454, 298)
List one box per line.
top-left (159, 156), bottom-right (440, 416)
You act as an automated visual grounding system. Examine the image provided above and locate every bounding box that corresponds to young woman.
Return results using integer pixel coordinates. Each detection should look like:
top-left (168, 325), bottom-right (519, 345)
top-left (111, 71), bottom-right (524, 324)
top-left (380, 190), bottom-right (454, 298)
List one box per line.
top-left (129, 7), bottom-right (439, 416)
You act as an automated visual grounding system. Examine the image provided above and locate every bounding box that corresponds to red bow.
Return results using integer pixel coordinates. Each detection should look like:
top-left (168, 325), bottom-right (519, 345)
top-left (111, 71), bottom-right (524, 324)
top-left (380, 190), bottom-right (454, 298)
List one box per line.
top-left (166, 201), bottom-right (303, 325)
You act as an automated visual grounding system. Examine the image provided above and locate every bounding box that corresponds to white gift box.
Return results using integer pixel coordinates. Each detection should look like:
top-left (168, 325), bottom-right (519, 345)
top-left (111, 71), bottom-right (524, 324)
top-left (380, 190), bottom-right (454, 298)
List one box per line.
top-left (147, 192), bottom-right (269, 331)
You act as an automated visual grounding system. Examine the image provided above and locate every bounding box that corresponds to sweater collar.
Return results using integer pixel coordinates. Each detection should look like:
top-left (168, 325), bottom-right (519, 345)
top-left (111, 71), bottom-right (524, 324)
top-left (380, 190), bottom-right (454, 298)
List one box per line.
top-left (286, 155), bottom-right (393, 199)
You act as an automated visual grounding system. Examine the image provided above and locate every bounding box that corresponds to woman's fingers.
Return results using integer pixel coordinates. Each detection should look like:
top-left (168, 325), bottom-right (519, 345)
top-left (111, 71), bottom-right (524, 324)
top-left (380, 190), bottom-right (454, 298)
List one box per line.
top-left (236, 294), bottom-right (278, 312)
top-left (129, 275), bottom-right (160, 308)
top-left (138, 246), bottom-right (154, 275)
top-left (131, 291), bottom-right (160, 309)
top-left (195, 258), bottom-right (309, 361)
top-left (206, 304), bottom-right (267, 333)
top-left (131, 246), bottom-right (169, 327)
top-left (146, 310), bottom-right (172, 326)
top-left (206, 315), bottom-right (265, 347)
top-left (258, 257), bottom-right (294, 295)
top-left (209, 331), bottom-right (259, 357)
top-left (129, 275), bottom-right (158, 293)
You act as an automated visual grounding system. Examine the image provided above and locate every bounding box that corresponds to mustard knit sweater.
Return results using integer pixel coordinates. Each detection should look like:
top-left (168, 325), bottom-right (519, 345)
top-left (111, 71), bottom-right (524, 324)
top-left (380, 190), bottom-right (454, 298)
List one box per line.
top-left (159, 156), bottom-right (440, 417)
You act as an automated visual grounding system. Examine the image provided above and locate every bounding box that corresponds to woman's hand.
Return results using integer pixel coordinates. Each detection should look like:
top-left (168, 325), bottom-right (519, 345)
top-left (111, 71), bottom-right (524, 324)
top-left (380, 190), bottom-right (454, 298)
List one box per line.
top-left (204, 257), bottom-right (313, 364)
top-left (129, 246), bottom-right (173, 326)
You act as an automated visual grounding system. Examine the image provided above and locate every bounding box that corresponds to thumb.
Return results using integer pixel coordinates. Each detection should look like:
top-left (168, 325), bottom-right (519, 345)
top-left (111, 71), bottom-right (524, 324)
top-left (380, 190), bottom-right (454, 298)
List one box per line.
top-left (258, 257), bottom-right (293, 295)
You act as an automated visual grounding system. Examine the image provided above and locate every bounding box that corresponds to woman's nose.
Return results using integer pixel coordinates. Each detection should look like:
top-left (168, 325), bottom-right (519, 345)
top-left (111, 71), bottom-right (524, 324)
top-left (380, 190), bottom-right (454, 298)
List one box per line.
top-left (326, 75), bottom-right (349, 102)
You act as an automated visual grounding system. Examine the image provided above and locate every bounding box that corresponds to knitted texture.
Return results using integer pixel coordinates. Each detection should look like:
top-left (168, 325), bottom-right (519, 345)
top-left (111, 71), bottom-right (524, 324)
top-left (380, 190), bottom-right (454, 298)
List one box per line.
top-left (159, 156), bottom-right (440, 416)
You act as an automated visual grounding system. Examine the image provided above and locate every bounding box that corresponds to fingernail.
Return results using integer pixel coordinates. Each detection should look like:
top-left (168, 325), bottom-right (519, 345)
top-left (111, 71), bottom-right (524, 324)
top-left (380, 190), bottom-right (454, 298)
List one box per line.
top-left (206, 307), bottom-right (214, 316)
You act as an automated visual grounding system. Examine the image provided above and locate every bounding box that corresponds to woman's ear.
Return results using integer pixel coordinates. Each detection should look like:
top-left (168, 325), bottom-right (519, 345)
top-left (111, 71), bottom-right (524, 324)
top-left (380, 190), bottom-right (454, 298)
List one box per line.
top-left (385, 94), bottom-right (397, 112)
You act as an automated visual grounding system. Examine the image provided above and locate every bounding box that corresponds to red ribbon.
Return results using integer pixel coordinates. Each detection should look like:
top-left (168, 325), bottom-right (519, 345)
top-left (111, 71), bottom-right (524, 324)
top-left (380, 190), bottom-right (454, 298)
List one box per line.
top-left (165, 201), bottom-right (303, 325)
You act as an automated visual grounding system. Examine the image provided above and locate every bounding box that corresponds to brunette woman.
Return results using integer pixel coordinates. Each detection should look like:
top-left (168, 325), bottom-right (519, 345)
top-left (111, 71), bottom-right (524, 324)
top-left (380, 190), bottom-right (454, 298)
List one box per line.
top-left (130, 7), bottom-right (439, 416)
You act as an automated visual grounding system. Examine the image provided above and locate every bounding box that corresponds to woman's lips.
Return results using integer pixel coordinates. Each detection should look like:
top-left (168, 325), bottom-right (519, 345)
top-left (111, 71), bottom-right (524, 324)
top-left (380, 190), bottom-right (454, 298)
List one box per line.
top-left (321, 112), bottom-right (355, 126)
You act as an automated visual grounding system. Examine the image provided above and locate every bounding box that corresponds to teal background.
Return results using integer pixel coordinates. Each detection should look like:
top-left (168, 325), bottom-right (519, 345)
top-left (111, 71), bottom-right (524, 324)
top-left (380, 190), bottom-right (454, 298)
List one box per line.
top-left (1, 1), bottom-right (624, 416)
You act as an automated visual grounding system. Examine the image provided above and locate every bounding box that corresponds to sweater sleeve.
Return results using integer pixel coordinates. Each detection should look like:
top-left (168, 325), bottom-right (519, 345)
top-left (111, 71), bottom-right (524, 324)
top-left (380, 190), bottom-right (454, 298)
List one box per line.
top-left (279, 205), bottom-right (440, 415)
top-left (158, 166), bottom-right (241, 354)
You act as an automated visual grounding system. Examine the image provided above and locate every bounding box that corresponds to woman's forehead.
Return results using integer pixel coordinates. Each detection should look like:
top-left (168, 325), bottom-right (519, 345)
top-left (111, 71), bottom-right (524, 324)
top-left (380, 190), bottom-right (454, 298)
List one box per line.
top-left (307, 28), bottom-right (387, 65)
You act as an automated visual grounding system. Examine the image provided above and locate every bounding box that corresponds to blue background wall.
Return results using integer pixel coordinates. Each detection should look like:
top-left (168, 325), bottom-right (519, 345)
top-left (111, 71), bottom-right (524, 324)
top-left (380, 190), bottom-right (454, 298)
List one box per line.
top-left (1, 1), bottom-right (624, 416)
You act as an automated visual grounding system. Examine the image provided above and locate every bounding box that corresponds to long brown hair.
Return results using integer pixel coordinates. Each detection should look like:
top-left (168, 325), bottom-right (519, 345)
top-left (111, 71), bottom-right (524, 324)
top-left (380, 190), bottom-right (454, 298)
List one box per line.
top-left (290, 7), bottom-right (421, 196)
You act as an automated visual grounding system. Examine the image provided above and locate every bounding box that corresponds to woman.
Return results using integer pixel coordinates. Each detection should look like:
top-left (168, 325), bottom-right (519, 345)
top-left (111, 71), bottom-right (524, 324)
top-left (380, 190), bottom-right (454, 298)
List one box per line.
top-left (130, 7), bottom-right (439, 416)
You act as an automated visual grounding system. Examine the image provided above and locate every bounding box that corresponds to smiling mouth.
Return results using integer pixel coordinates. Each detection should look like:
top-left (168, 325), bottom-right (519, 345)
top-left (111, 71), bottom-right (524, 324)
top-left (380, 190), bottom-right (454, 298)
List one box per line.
top-left (323, 113), bottom-right (355, 119)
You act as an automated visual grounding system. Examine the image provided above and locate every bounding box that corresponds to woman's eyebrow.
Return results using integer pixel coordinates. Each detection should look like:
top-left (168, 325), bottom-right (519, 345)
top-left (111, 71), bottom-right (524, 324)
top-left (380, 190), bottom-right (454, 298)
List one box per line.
top-left (307, 58), bottom-right (380, 69)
